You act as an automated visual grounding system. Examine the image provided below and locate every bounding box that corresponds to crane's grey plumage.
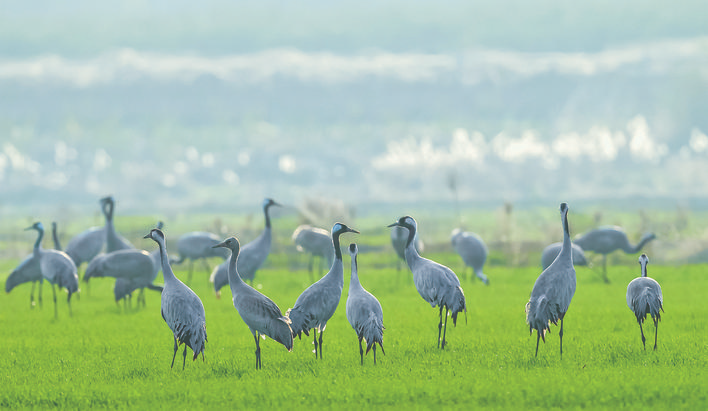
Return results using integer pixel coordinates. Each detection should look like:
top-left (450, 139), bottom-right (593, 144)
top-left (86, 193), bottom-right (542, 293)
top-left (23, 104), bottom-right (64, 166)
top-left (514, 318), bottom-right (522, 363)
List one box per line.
top-left (102, 196), bottom-right (135, 252)
top-left (26, 222), bottom-right (79, 318)
top-left (526, 203), bottom-right (576, 358)
top-left (5, 221), bottom-right (62, 308)
top-left (292, 224), bottom-right (335, 281)
top-left (64, 197), bottom-right (113, 271)
top-left (286, 223), bottom-right (359, 359)
top-left (541, 242), bottom-right (588, 270)
top-left (346, 243), bottom-right (385, 365)
top-left (574, 226), bottom-right (656, 283)
top-left (626, 254), bottom-right (663, 350)
top-left (211, 198), bottom-right (280, 294)
top-left (84, 248), bottom-right (161, 307)
top-left (451, 229), bottom-right (489, 285)
top-left (173, 231), bottom-right (229, 284)
top-left (145, 228), bottom-right (207, 369)
top-left (388, 216), bottom-right (466, 349)
top-left (391, 225), bottom-right (423, 272)
top-left (213, 236), bottom-right (293, 369)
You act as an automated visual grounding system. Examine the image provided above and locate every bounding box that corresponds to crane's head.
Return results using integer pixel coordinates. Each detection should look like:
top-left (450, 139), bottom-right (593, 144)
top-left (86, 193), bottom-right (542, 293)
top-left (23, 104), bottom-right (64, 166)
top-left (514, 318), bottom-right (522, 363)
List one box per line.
top-left (263, 198), bottom-right (281, 209)
top-left (349, 243), bottom-right (358, 256)
top-left (156, 221), bottom-right (165, 230)
top-left (213, 237), bottom-right (240, 255)
top-left (560, 202), bottom-right (568, 215)
top-left (25, 222), bottom-right (44, 232)
top-left (144, 228), bottom-right (165, 244)
top-left (332, 223), bottom-right (359, 237)
top-left (387, 216), bottom-right (416, 232)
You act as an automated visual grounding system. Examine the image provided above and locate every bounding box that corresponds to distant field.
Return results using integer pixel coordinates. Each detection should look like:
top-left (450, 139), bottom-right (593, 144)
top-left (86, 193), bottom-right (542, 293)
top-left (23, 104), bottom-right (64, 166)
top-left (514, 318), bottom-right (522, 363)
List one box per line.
top-left (1, 247), bottom-right (706, 409)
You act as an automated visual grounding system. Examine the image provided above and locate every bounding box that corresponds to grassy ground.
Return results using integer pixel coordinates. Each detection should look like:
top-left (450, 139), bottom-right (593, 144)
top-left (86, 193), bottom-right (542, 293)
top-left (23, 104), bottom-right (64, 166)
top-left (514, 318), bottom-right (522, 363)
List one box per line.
top-left (0, 245), bottom-right (706, 410)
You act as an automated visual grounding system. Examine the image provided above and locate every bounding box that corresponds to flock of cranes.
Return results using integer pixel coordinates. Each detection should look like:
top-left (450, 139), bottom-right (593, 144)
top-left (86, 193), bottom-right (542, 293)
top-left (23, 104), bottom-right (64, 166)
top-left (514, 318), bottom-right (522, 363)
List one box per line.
top-left (5, 196), bottom-right (664, 369)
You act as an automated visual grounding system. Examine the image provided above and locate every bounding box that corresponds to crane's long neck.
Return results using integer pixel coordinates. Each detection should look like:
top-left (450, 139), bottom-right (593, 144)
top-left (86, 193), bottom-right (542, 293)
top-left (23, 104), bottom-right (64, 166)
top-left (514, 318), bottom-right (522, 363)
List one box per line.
top-left (227, 249), bottom-right (246, 292)
top-left (52, 224), bottom-right (62, 251)
top-left (640, 260), bottom-right (648, 278)
top-left (157, 239), bottom-right (177, 283)
top-left (264, 204), bottom-right (272, 229)
top-left (32, 226), bottom-right (44, 257)
top-left (559, 210), bottom-right (573, 264)
top-left (333, 231), bottom-right (344, 262)
top-left (349, 252), bottom-right (362, 291)
top-left (403, 225), bottom-right (422, 269)
top-left (628, 235), bottom-right (654, 254)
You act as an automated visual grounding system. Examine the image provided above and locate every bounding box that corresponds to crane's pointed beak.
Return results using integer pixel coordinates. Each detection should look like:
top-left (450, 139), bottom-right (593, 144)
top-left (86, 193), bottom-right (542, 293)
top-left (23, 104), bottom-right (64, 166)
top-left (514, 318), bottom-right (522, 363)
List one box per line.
top-left (143, 233), bottom-right (150, 239)
top-left (212, 241), bottom-right (226, 249)
top-left (387, 222), bottom-right (399, 228)
top-left (24, 226), bottom-right (34, 231)
top-left (349, 228), bottom-right (360, 234)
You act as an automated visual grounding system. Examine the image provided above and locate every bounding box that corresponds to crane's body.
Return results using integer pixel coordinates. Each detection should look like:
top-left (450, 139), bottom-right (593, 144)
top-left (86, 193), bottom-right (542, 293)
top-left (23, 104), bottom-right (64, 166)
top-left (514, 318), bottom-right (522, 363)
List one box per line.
top-left (626, 254), bottom-right (663, 350)
top-left (574, 226), bottom-right (655, 283)
top-left (346, 243), bottom-right (385, 365)
top-left (541, 242), bottom-right (587, 270)
top-left (292, 224), bottom-right (335, 280)
top-left (451, 229), bottom-right (489, 284)
top-left (84, 248), bottom-right (160, 306)
top-left (526, 203), bottom-right (576, 358)
top-left (213, 236), bottom-right (292, 369)
top-left (389, 216), bottom-right (466, 349)
top-left (145, 229), bottom-right (207, 369)
top-left (211, 199), bottom-right (279, 293)
top-left (286, 223), bottom-right (359, 359)
top-left (173, 231), bottom-right (229, 283)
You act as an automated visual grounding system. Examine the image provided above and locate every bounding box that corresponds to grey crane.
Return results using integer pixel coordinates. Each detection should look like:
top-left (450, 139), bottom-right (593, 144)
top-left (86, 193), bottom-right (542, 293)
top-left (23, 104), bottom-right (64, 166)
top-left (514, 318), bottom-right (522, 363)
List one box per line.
top-left (391, 224), bottom-right (423, 272)
top-left (626, 254), bottom-right (663, 350)
top-left (211, 198), bottom-right (280, 294)
top-left (451, 229), bottom-right (489, 285)
top-left (145, 228), bottom-right (207, 369)
top-left (83, 248), bottom-right (161, 308)
top-left (5, 221), bottom-right (62, 308)
top-left (213, 236), bottom-right (293, 369)
top-left (173, 231), bottom-right (229, 284)
top-left (26, 222), bottom-right (79, 318)
top-left (102, 195), bottom-right (135, 252)
top-left (345, 243), bottom-right (385, 365)
top-left (292, 224), bottom-right (335, 281)
top-left (286, 222), bottom-right (359, 359)
top-left (541, 242), bottom-right (588, 270)
top-left (526, 203), bottom-right (576, 358)
top-left (573, 226), bottom-right (656, 283)
top-left (388, 216), bottom-right (466, 349)
top-left (64, 197), bottom-right (112, 272)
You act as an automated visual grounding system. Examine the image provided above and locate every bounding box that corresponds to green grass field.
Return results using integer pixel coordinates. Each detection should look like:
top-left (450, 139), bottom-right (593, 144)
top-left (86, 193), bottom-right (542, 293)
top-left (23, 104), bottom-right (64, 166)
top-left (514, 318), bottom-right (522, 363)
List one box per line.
top-left (1, 246), bottom-right (706, 410)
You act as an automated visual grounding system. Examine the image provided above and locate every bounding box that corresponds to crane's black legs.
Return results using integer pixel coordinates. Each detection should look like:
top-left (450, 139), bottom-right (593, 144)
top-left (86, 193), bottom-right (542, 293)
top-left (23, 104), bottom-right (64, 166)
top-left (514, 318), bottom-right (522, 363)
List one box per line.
top-left (602, 255), bottom-right (609, 283)
top-left (182, 344), bottom-right (187, 370)
top-left (52, 284), bottom-right (58, 319)
top-left (441, 307), bottom-right (450, 350)
top-left (535, 330), bottom-right (541, 357)
top-left (559, 313), bottom-right (565, 359)
top-left (653, 320), bottom-right (659, 350)
top-left (437, 306), bottom-right (443, 348)
top-left (38, 281), bottom-right (43, 307)
top-left (319, 331), bottom-right (324, 359)
top-left (312, 329), bottom-right (319, 357)
top-left (372, 344), bottom-right (377, 365)
top-left (171, 338), bottom-right (178, 368)
top-left (254, 333), bottom-right (262, 369)
top-left (67, 293), bottom-right (73, 317)
top-left (639, 322), bottom-right (646, 350)
top-left (30, 281), bottom-right (36, 308)
top-left (358, 337), bottom-right (364, 365)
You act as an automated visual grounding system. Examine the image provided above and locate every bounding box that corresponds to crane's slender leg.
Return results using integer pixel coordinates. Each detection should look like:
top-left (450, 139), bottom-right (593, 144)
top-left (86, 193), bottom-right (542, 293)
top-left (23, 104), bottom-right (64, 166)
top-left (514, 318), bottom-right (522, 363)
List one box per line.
top-left (182, 344), bottom-right (187, 370)
top-left (441, 307), bottom-right (449, 350)
top-left (319, 330), bottom-right (324, 359)
top-left (358, 337), bottom-right (364, 365)
top-left (171, 338), bottom-right (178, 368)
top-left (39, 280), bottom-right (44, 308)
top-left (535, 329), bottom-right (541, 357)
top-left (30, 281), bottom-right (36, 308)
top-left (52, 284), bottom-right (58, 319)
top-left (437, 305), bottom-right (443, 348)
top-left (254, 332), bottom-right (261, 369)
top-left (67, 294), bottom-right (73, 317)
top-left (312, 329), bottom-right (319, 357)
top-left (373, 344), bottom-right (377, 365)
top-left (559, 313), bottom-right (565, 359)
top-left (639, 322), bottom-right (646, 350)
top-left (602, 255), bottom-right (609, 283)
top-left (653, 319), bottom-right (659, 351)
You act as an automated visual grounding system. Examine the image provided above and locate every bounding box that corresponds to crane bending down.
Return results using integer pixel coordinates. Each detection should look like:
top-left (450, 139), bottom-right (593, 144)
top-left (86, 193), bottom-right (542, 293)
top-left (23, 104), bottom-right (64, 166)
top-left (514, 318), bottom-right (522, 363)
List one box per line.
top-left (292, 224), bottom-right (335, 282)
top-left (286, 223), bottom-right (359, 359)
top-left (346, 243), bottom-right (385, 365)
top-left (5, 221), bottom-right (62, 308)
top-left (573, 226), bottom-right (656, 283)
top-left (173, 231), bottom-right (229, 284)
top-left (26, 222), bottom-right (79, 318)
top-left (145, 228), bottom-right (207, 369)
top-left (451, 229), bottom-right (489, 285)
top-left (541, 242), bottom-right (588, 270)
top-left (526, 203), bottom-right (576, 358)
top-left (626, 254), bottom-right (663, 350)
top-left (213, 237), bottom-right (293, 369)
top-left (64, 196), bottom-right (113, 274)
top-left (211, 198), bottom-right (280, 294)
top-left (388, 216), bottom-right (466, 349)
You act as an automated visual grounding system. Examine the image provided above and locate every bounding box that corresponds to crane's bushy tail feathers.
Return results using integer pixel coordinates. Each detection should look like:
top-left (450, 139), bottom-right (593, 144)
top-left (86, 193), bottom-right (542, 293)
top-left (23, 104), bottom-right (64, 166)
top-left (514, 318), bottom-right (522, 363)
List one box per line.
top-left (271, 317), bottom-right (295, 351)
top-left (526, 296), bottom-right (559, 337)
top-left (173, 321), bottom-right (207, 361)
top-left (360, 313), bottom-right (384, 355)
top-left (632, 289), bottom-right (663, 325)
top-left (285, 307), bottom-right (313, 339)
top-left (449, 286), bottom-right (467, 326)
